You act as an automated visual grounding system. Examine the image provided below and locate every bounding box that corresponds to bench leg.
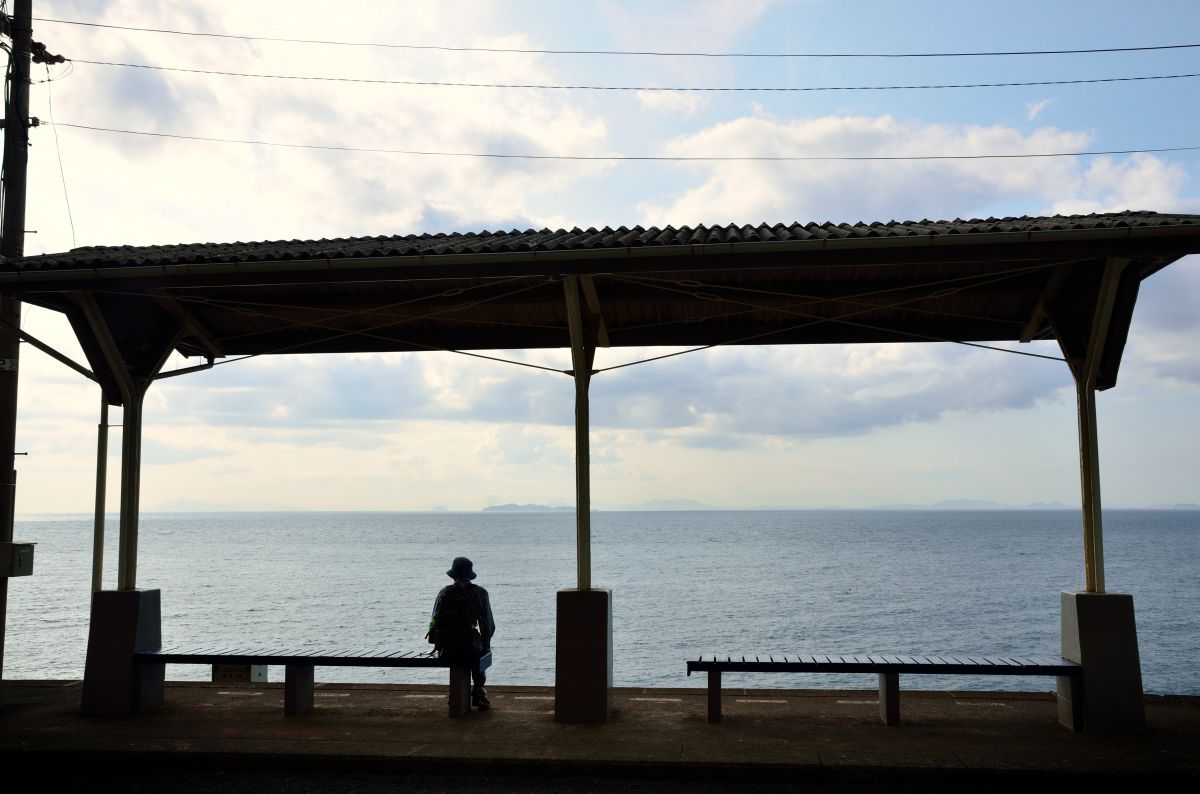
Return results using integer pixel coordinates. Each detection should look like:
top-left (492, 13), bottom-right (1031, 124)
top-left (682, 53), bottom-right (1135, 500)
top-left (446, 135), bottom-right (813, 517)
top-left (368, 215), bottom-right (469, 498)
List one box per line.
top-left (707, 669), bottom-right (722, 724)
top-left (448, 667), bottom-right (471, 718)
top-left (285, 664), bottom-right (314, 716)
top-left (879, 672), bottom-right (900, 726)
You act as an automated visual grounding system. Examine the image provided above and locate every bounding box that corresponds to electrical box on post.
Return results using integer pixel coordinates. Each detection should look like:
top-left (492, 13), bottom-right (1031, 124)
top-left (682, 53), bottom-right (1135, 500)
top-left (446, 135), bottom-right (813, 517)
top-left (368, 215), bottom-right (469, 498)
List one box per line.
top-left (0, 541), bottom-right (35, 577)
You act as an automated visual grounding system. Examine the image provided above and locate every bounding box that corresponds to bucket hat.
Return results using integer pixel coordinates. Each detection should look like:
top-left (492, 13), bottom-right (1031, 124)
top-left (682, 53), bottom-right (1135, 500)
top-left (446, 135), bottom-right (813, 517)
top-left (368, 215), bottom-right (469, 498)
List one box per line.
top-left (447, 556), bottom-right (477, 580)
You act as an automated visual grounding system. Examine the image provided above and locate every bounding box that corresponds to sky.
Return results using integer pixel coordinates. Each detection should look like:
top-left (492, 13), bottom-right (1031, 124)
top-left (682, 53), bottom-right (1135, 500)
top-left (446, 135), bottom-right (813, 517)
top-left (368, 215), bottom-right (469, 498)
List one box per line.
top-left (8, 0), bottom-right (1200, 513)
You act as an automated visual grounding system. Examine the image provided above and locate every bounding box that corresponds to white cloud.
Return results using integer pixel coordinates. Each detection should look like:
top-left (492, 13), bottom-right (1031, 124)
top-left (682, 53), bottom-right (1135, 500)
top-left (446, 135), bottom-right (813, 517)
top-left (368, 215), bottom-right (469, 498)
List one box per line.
top-left (635, 90), bottom-right (709, 117)
top-left (1026, 98), bottom-right (1053, 121)
top-left (1047, 154), bottom-right (1200, 216)
top-left (28, 1), bottom-right (618, 253)
top-left (637, 114), bottom-right (1195, 225)
top-left (597, 0), bottom-right (785, 52)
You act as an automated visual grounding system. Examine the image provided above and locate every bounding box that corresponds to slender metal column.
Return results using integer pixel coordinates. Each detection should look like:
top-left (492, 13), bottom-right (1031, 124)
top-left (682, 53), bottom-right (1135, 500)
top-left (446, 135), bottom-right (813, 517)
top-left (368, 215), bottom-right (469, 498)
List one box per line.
top-left (572, 367), bottom-right (591, 591)
top-left (117, 391), bottom-right (144, 591)
top-left (1075, 381), bottom-right (1104, 593)
top-left (76, 293), bottom-right (154, 592)
top-left (92, 399), bottom-right (109, 593)
top-left (1070, 258), bottom-right (1126, 594)
top-left (563, 275), bottom-right (593, 591)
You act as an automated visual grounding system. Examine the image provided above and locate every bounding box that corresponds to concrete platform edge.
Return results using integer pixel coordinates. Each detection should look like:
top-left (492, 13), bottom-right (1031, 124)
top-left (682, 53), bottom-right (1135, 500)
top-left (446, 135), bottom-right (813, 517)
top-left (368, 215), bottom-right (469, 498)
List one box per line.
top-left (3, 748), bottom-right (1196, 786)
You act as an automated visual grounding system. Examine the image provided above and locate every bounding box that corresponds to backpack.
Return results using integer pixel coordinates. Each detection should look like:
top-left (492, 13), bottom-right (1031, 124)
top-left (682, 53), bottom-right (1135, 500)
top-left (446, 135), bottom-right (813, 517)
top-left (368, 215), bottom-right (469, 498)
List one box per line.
top-left (427, 585), bottom-right (477, 652)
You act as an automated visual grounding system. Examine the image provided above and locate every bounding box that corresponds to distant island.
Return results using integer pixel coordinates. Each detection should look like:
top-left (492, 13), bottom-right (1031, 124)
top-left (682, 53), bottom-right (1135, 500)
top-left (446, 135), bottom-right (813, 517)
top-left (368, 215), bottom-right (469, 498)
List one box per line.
top-left (482, 503), bottom-right (574, 513)
top-left (866, 499), bottom-right (1074, 511)
top-left (481, 498), bottom-right (717, 512)
top-left (133, 499), bottom-right (1197, 513)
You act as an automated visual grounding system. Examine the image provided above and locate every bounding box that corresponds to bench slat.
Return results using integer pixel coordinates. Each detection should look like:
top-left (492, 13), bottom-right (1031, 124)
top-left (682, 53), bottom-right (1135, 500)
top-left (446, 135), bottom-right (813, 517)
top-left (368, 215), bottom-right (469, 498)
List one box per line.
top-left (684, 653), bottom-right (1079, 678)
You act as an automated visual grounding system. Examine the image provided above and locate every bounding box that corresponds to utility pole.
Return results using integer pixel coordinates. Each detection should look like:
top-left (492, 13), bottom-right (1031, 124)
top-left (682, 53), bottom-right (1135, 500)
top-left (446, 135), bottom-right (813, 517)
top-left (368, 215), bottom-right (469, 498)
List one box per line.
top-left (0, 0), bottom-right (33, 685)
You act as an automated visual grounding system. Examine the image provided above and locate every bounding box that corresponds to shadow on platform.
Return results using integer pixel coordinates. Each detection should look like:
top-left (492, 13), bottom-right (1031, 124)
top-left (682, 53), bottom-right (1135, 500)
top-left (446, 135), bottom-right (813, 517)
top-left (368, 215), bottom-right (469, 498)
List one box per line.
top-left (2, 681), bottom-right (1198, 790)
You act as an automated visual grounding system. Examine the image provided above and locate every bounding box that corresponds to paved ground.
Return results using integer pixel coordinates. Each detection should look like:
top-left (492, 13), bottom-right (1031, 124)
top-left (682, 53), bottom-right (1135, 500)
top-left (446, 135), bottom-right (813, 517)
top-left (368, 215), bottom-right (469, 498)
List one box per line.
top-left (2, 680), bottom-right (1198, 790)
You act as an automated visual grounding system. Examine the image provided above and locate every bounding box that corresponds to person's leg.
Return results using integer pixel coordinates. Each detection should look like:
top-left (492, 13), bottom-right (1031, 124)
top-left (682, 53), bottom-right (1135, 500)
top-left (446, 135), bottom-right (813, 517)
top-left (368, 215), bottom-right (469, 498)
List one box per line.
top-left (472, 666), bottom-right (490, 708)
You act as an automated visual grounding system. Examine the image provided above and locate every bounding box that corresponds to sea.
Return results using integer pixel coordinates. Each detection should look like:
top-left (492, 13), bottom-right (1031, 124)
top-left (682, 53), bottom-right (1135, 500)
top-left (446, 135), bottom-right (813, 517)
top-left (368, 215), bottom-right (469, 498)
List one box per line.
top-left (5, 510), bottom-right (1198, 694)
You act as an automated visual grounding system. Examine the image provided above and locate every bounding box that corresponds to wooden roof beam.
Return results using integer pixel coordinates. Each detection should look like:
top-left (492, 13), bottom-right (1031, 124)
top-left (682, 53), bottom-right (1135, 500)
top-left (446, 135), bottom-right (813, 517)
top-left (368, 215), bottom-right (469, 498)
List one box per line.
top-left (579, 275), bottom-right (610, 348)
top-left (153, 293), bottom-right (226, 358)
top-left (1020, 263), bottom-right (1074, 342)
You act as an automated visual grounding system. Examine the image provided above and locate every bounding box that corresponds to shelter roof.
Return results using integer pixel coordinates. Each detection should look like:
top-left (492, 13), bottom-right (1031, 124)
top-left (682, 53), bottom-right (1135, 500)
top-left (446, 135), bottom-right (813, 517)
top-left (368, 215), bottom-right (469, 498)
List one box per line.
top-left (12, 211), bottom-right (1200, 270)
top-left (4, 210), bottom-right (1199, 404)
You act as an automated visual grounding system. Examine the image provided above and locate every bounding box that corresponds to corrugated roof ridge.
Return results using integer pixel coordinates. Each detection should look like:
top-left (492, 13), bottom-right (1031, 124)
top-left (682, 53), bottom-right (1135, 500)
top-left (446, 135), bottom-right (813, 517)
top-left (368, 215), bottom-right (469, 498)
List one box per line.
top-left (15, 211), bottom-right (1198, 270)
top-left (49, 211), bottom-right (1168, 253)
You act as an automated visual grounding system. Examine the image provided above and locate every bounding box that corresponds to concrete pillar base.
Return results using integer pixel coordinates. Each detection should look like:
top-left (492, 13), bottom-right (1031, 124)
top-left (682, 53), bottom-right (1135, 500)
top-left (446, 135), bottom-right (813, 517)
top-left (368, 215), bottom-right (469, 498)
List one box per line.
top-left (555, 588), bottom-right (612, 723)
top-left (81, 589), bottom-right (164, 717)
top-left (1058, 590), bottom-right (1145, 734)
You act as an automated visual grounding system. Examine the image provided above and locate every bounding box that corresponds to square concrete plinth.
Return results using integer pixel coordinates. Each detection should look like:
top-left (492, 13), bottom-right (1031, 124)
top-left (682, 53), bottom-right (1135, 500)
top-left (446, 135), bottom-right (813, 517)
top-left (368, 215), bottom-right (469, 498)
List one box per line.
top-left (1058, 590), bottom-right (1145, 734)
top-left (555, 588), bottom-right (613, 723)
top-left (81, 589), bottom-right (164, 717)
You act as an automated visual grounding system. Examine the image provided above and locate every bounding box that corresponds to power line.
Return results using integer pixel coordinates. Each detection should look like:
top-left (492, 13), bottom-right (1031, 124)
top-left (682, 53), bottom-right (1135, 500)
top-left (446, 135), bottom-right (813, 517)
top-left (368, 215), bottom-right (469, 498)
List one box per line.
top-left (43, 65), bottom-right (76, 248)
top-left (31, 17), bottom-right (1200, 59)
top-left (47, 122), bottom-right (1200, 162)
top-left (69, 59), bottom-right (1200, 93)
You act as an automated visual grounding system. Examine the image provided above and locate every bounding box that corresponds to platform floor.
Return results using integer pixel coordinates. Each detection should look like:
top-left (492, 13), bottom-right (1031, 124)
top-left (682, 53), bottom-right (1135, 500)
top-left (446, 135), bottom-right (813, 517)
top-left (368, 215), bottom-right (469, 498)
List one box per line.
top-left (2, 680), bottom-right (1198, 790)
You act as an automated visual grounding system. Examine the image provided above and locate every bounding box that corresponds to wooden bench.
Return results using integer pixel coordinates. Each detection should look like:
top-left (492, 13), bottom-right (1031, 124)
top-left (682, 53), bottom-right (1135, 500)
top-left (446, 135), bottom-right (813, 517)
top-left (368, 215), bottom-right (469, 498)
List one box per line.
top-left (135, 646), bottom-right (492, 717)
top-left (688, 654), bottom-right (1082, 725)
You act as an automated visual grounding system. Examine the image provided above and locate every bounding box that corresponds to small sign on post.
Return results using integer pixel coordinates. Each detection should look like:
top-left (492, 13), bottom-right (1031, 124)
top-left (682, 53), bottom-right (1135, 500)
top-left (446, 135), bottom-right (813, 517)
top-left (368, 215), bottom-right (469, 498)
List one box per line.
top-left (212, 664), bottom-right (267, 683)
top-left (0, 541), bottom-right (35, 576)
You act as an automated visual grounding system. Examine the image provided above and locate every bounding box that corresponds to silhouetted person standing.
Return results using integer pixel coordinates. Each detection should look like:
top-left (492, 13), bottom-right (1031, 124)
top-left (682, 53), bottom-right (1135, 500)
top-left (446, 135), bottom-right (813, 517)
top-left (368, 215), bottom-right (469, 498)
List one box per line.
top-left (428, 556), bottom-right (495, 709)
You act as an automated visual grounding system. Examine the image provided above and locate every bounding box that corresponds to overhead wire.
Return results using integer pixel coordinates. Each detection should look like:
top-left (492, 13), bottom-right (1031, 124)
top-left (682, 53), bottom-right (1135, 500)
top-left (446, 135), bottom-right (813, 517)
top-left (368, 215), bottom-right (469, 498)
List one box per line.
top-left (29, 17), bottom-right (1200, 59)
top-left (32, 57), bottom-right (74, 83)
top-left (43, 64), bottom-right (76, 248)
top-left (607, 263), bottom-right (1059, 333)
top-left (594, 268), bottom-right (1067, 373)
top-left (43, 122), bottom-right (1200, 162)
top-left (166, 278), bottom-right (571, 374)
top-left (65, 59), bottom-right (1200, 92)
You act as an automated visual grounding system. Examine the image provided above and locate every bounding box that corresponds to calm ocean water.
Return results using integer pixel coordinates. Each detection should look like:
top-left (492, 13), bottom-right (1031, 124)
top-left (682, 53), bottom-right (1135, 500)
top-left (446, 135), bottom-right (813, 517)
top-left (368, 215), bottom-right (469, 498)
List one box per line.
top-left (5, 510), bottom-right (1198, 694)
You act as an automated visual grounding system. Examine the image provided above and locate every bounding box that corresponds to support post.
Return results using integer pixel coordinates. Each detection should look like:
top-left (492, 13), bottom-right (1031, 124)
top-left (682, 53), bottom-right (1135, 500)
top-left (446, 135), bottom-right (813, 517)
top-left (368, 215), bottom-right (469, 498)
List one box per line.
top-left (0, 0), bottom-right (32, 691)
top-left (1063, 258), bottom-right (1125, 594)
top-left (1054, 258), bottom-right (1144, 734)
top-left (77, 292), bottom-right (158, 591)
top-left (116, 392), bottom-right (144, 590)
top-left (75, 294), bottom-right (181, 716)
top-left (563, 275), bottom-right (592, 591)
top-left (1059, 591), bottom-right (1144, 733)
top-left (81, 588), bottom-right (164, 716)
top-left (1075, 381), bottom-right (1104, 594)
top-left (555, 275), bottom-right (612, 723)
top-left (448, 666), bottom-right (470, 718)
top-left (284, 664), bottom-right (314, 716)
top-left (879, 672), bottom-right (900, 726)
top-left (707, 669), bottom-right (722, 723)
top-left (92, 398), bottom-right (108, 592)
